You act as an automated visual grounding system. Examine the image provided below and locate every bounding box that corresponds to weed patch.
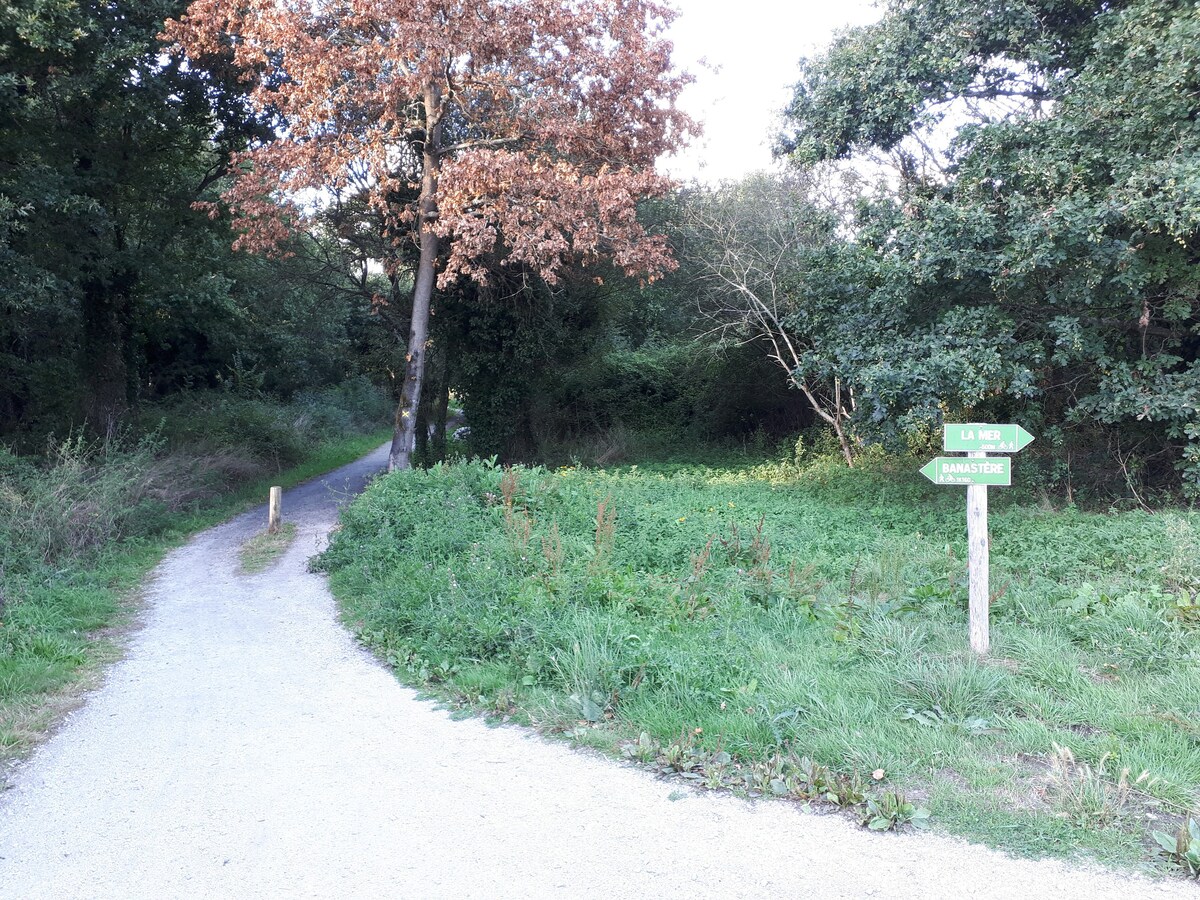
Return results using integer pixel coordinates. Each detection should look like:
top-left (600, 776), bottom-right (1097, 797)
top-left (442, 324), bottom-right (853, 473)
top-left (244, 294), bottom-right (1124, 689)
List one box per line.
top-left (1154, 816), bottom-right (1200, 878)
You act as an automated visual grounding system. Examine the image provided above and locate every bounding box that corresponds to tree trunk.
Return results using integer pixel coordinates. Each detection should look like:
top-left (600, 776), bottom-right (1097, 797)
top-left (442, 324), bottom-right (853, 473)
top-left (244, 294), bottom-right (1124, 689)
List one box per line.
top-left (830, 376), bottom-right (854, 467)
top-left (831, 415), bottom-right (855, 468)
top-left (389, 82), bottom-right (443, 472)
top-left (413, 341), bottom-right (450, 467)
top-left (414, 389), bottom-right (430, 466)
top-left (81, 278), bottom-right (132, 437)
top-left (790, 373), bottom-right (855, 468)
top-left (431, 362), bottom-right (450, 464)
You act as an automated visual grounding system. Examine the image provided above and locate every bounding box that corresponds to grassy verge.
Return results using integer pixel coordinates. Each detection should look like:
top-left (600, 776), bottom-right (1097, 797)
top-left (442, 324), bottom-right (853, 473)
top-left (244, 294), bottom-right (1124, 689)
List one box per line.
top-left (319, 452), bottom-right (1200, 876)
top-left (239, 523), bottom-right (299, 574)
top-left (0, 423), bottom-right (390, 774)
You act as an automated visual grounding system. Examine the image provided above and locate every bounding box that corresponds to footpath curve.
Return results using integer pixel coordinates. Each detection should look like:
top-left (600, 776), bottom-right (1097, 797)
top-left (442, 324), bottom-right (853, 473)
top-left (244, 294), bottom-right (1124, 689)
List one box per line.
top-left (0, 446), bottom-right (1190, 899)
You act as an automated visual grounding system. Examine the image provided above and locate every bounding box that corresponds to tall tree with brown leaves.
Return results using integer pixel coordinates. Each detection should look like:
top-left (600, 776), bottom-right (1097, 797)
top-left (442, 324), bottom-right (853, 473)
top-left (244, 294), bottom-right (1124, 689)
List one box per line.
top-left (164, 0), bottom-right (693, 470)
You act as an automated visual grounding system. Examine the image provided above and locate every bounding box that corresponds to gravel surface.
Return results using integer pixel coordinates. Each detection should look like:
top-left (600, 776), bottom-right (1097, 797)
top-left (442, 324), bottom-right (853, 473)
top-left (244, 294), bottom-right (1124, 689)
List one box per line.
top-left (0, 445), bottom-right (1192, 899)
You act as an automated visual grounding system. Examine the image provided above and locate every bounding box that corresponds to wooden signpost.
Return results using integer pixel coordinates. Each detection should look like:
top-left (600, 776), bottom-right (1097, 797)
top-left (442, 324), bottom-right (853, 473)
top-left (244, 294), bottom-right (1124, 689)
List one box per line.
top-left (920, 424), bottom-right (1034, 655)
top-left (268, 485), bottom-right (282, 534)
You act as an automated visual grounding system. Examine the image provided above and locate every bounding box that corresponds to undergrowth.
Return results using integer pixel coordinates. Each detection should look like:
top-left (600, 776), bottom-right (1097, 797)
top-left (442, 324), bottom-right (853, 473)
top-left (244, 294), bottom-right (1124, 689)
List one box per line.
top-left (320, 452), bottom-right (1200, 875)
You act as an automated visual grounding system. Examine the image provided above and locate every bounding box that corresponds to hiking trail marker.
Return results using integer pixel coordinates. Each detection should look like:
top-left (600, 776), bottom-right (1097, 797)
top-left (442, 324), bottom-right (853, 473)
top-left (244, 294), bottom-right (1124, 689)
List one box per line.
top-left (943, 424), bottom-right (1034, 454)
top-left (919, 457), bottom-right (1011, 486)
top-left (921, 424), bottom-right (1034, 655)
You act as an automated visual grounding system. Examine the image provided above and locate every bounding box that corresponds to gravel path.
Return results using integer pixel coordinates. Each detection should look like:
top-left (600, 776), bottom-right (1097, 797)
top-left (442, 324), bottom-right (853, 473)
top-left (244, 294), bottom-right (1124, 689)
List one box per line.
top-left (0, 446), bottom-right (1191, 899)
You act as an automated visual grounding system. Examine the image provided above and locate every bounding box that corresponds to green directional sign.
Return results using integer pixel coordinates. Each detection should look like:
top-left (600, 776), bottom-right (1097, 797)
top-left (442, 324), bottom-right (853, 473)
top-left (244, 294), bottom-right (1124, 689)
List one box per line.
top-left (920, 456), bottom-right (1011, 486)
top-left (943, 423), bottom-right (1034, 453)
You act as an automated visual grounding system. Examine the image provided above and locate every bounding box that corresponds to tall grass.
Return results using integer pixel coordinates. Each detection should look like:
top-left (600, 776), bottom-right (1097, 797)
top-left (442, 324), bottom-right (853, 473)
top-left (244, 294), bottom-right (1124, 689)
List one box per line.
top-left (0, 435), bottom-right (167, 571)
top-left (321, 454), bottom-right (1200, 872)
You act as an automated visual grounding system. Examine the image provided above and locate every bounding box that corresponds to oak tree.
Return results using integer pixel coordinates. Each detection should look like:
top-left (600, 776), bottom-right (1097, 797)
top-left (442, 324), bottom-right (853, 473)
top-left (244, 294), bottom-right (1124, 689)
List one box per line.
top-left (778, 0), bottom-right (1200, 493)
top-left (165, 0), bottom-right (693, 470)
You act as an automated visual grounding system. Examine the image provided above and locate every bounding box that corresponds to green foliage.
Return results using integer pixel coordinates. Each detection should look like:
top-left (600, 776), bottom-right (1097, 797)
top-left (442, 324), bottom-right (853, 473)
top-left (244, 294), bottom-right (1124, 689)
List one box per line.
top-left (779, 0), bottom-right (1104, 162)
top-left (774, 0), bottom-right (1200, 496)
top-left (863, 791), bottom-right (931, 831)
top-left (323, 452), bottom-right (1200, 866)
top-left (681, 173), bottom-right (867, 460)
top-left (1153, 816), bottom-right (1200, 878)
top-left (434, 252), bottom-right (808, 466)
top-left (0, 0), bottom-right (386, 442)
top-left (149, 378), bottom-right (390, 470)
top-left (0, 0), bottom-right (265, 428)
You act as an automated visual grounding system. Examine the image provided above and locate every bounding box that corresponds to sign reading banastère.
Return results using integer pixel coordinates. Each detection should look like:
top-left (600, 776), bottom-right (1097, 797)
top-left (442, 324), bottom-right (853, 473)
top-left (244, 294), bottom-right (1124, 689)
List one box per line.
top-left (920, 456), bottom-right (1011, 486)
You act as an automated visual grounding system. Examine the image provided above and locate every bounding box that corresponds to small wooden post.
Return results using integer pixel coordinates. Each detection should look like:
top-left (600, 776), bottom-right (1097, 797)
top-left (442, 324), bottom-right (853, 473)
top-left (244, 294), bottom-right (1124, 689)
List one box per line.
top-left (966, 451), bottom-right (989, 654)
top-left (268, 485), bottom-right (282, 535)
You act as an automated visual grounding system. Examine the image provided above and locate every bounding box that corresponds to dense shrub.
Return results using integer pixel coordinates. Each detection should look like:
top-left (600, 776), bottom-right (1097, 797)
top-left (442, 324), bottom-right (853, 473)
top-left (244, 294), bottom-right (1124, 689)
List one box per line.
top-left (0, 436), bottom-right (168, 577)
top-left (540, 342), bottom-right (811, 446)
top-left (147, 377), bottom-right (390, 469)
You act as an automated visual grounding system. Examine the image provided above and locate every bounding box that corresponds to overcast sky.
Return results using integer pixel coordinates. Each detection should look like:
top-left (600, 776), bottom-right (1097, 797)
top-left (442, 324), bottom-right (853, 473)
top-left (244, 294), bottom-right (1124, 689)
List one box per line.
top-left (660, 0), bottom-right (881, 184)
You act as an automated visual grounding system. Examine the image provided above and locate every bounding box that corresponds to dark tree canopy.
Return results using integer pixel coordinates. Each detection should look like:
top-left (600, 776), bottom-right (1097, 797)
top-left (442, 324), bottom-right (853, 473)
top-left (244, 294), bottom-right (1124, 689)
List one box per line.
top-left (0, 0), bottom-right (378, 438)
top-left (775, 0), bottom-right (1200, 493)
top-left (3, 1), bottom-right (241, 423)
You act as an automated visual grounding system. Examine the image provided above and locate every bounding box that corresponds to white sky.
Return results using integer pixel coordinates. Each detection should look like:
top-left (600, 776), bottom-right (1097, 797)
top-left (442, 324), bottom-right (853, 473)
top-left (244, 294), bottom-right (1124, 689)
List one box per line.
top-left (660, 0), bottom-right (882, 184)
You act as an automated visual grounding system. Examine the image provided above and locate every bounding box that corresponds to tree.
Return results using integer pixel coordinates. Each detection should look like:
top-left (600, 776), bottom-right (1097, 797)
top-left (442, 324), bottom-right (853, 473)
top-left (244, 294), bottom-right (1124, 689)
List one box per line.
top-left (683, 173), bottom-right (1045, 465)
top-left (778, 0), bottom-right (1104, 165)
top-left (778, 0), bottom-right (1200, 494)
top-left (683, 174), bottom-right (862, 464)
top-left (165, 0), bottom-right (694, 471)
top-left (0, 0), bottom-right (270, 433)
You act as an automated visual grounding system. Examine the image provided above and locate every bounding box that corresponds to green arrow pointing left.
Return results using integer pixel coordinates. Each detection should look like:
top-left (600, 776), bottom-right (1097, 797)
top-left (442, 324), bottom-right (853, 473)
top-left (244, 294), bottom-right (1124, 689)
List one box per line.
top-left (921, 456), bottom-right (1011, 486)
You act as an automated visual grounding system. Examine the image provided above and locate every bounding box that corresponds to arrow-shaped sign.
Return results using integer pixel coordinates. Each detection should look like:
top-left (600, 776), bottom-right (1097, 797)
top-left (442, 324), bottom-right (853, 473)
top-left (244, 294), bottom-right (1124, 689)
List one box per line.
top-left (920, 456), bottom-right (1011, 486)
top-left (921, 430), bottom-right (1033, 657)
top-left (943, 424), bottom-right (1034, 453)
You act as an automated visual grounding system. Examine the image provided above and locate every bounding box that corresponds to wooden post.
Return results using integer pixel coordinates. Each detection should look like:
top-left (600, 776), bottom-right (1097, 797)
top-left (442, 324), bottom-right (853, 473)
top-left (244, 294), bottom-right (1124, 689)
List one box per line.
top-left (966, 451), bottom-right (989, 654)
top-left (268, 486), bottom-right (282, 535)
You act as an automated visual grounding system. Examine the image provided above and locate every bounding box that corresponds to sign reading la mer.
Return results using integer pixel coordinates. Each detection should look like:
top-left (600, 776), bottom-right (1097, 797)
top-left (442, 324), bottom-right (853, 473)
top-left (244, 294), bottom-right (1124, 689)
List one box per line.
top-left (920, 456), bottom-right (1011, 486)
top-left (943, 423), bottom-right (1034, 453)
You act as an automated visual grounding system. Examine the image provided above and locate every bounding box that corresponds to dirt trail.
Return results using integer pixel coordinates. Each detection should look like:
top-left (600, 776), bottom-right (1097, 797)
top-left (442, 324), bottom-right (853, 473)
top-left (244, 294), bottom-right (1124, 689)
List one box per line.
top-left (0, 446), bottom-right (1190, 899)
